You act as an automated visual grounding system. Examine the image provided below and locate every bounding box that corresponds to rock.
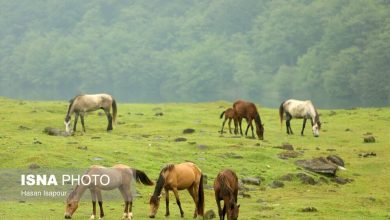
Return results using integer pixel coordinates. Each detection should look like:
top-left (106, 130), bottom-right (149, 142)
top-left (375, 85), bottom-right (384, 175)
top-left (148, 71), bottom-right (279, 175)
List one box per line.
top-left (183, 128), bottom-right (195, 134)
top-left (154, 112), bottom-right (163, 116)
top-left (278, 173), bottom-right (294, 181)
top-left (295, 157), bottom-right (338, 176)
top-left (91, 136), bottom-right (101, 139)
top-left (174, 137), bottom-right (187, 142)
top-left (204, 209), bottom-right (216, 219)
top-left (224, 153), bottom-right (243, 159)
top-left (33, 138), bottom-right (42, 144)
top-left (77, 146), bottom-right (88, 150)
top-left (301, 207), bottom-right (318, 212)
top-left (296, 173), bottom-right (316, 185)
top-left (327, 155), bottom-right (345, 167)
top-left (278, 151), bottom-right (301, 159)
top-left (331, 177), bottom-right (353, 185)
top-left (18, 125), bottom-right (31, 130)
top-left (358, 152), bottom-right (376, 157)
top-left (364, 135), bottom-right (375, 143)
top-left (345, 128), bottom-right (351, 132)
top-left (197, 144), bottom-right (208, 150)
top-left (281, 143), bottom-right (294, 150)
top-left (242, 177), bottom-right (261, 185)
top-left (44, 127), bottom-right (70, 136)
top-left (269, 180), bottom-right (284, 188)
top-left (142, 134), bottom-right (151, 138)
top-left (28, 163), bottom-right (40, 169)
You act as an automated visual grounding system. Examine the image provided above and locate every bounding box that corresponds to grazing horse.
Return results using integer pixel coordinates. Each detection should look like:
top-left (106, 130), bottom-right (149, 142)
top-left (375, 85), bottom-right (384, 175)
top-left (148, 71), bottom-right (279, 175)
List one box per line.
top-left (64, 164), bottom-right (154, 220)
top-left (64, 94), bottom-right (117, 133)
top-left (214, 169), bottom-right (240, 220)
top-left (233, 100), bottom-right (264, 140)
top-left (219, 108), bottom-right (237, 134)
top-left (279, 99), bottom-right (321, 137)
top-left (149, 162), bottom-right (204, 218)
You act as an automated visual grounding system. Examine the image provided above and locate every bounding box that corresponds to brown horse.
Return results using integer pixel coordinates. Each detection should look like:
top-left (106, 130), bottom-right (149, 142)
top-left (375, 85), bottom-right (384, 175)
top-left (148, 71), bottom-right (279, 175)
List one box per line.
top-left (64, 164), bottom-right (153, 220)
top-left (64, 94), bottom-right (117, 133)
top-left (214, 169), bottom-right (240, 220)
top-left (219, 108), bottom-right (238, 134)
top-left (149, 162), bottom-right (204, 218)
top-left (233, 100), bottom-right (264, 140)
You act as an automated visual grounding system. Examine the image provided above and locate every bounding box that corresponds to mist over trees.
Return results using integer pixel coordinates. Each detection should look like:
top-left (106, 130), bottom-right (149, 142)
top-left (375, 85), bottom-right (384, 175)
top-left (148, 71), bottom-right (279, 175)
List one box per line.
top-left (0, 0), bottom-right (389, 108)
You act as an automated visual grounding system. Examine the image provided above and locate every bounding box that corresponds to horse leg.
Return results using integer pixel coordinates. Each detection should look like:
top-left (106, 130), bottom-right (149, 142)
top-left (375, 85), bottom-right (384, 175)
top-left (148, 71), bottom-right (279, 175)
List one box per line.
top-left (222, 203), bottom-right (226, 220)
top-left (187, 186), bottom-right (198, 218)
top-left (165, 188), bottom-right (170, 217)
top-left (221, 118), bottom-right (227, 134)
top-left (97, 190), bottom-right (104, 219)
top-left (239, 118), bottom-right (243, 136)
top-left (233, 118), bottom-right (238, 135)
top-left (80, 113), bottom-right (86, 132)
top-left (216, 197), bottom-right (223, 220)
top-left (228, 118), bottom-right (232, 134)
top-left (245, 119), bottom-right (251, 136)
top-left (90, 189), bottom-right (97, 220)
top-left (73, 112), bottom-right (79, 132)
top-left (286, 114), bottom-right (293, 135)
top-left (172, 188), bottom-right (184, 217)
top-left (104, 109), bottom-right (113, 131)
top-left (119, 185), bottom-right (132, 220)
top-left (301, 118), bottom-right (307, 136)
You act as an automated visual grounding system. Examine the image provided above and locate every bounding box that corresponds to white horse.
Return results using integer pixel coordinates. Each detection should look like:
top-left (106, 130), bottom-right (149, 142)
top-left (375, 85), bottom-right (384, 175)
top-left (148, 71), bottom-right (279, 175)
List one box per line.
top-left (279, 99), bottom-right (321, 137)
top-left (64, 94), bottom-right (117, 133)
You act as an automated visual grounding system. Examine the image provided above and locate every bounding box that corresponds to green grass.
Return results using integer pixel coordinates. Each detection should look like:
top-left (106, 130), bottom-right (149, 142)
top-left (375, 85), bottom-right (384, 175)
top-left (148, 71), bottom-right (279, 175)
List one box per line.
top-left (0, 97), bottom-right (389, 219)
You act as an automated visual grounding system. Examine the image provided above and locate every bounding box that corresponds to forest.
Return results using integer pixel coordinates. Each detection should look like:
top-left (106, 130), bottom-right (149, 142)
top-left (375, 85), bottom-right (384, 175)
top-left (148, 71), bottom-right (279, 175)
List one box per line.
top-left (0, 0), bottom-right (389, 108)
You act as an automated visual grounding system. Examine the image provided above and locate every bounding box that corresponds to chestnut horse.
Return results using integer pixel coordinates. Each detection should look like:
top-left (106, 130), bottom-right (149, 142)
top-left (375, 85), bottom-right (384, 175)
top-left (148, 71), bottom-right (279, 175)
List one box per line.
top-left (64, 164), bottom-right (153, 220)
top-left (214, 169), bottom-right (240, 220)
top-left (149, 162), bottom-right (204, 218)
top-left (219, 108), bottom-right (237, 134)
top-left (279, 99), bottom-right (321, 137)
top-left (64, 94), bottom-right (117, 133)
top-left (233, 100), bottom-right (264, 140)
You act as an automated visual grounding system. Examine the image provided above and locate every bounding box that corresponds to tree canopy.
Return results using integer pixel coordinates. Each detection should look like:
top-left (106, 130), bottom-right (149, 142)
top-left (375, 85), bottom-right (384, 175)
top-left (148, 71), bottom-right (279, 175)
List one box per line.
top-left (0, 0), bottom-right (389, 107)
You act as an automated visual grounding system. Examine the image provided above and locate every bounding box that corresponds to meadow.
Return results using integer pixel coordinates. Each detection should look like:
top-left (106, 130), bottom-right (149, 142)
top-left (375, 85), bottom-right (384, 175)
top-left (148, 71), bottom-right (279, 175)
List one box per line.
top-left (0, 97), bottom-right (389, 219)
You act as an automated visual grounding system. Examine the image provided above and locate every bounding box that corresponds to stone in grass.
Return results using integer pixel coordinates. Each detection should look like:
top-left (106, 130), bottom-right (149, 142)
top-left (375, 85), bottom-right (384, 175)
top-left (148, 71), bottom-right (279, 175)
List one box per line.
top-left (326, 155), bottom-right (345, 167)
top-left (296, 173), bottom-right (316, 185)
top-left (269, 180), bottom-right (284, 188)
top-left (28, 163), bottom-right (40, 170)
top-left (155, 112), bottom-right (164, 116)
top-left (204, 209), bottom-right (216, 219)
top-left (278, 173), bottom-right (294, 181)
top-left (174, 137), bottom-right (187, 142)
top-left (278, 151), bottom-right (301, 159)
top-left (364, 135), bottom-right (375, 143)
top-left (242, 177), bottom-right (261, 186)
top-left (301, 207), bottom-right (318, 212)
top-left (183, 128), bottom-right (195, 134)
top-left (77, 146), bottom-right (88, 150)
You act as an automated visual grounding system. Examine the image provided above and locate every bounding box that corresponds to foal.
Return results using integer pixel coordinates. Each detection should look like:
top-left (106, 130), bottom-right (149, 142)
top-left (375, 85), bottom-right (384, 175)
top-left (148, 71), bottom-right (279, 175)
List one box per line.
top-left (233, 100), bottom-right (264, 140)
top-left (219, 108), bottom-right (237, 134)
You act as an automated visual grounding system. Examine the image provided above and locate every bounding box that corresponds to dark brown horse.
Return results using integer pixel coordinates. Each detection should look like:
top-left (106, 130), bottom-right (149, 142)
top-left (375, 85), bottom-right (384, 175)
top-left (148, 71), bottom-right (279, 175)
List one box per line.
top-left (214, 169), bottom-right (240, 220)
top-left (149, 162), bottom-right (204, 218)
top-left (64, 164), bottom-right (154, 220)
top-left (220, 108), bottom-right (238, 134)
top-left (64, 94), bottom-right (117, 133)
top-left (233, 100), bottom-right (264, 140)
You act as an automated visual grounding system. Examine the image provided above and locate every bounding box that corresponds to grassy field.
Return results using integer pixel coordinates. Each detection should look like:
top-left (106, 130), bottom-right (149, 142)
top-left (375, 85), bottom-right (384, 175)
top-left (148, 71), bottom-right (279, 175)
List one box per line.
top-left (0, 97), bottom-right (389, 220)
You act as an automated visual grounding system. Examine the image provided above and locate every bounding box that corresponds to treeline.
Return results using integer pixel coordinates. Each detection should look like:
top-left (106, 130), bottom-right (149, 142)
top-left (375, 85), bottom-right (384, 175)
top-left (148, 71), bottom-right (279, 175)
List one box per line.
top-left (0, 0), bottom-right (389, 107)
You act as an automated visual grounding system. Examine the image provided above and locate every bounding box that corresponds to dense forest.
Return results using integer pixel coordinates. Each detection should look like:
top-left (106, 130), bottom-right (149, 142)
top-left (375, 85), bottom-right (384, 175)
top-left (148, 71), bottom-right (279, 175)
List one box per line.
top-left (0, 0), bottom-right (389, 107)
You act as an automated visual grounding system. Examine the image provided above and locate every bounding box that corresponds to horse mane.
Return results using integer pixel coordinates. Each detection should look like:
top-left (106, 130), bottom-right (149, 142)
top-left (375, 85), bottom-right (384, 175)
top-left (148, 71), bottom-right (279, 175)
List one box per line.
top-left (218, 175), bottom-right (234, 197)
top-left (254, 112), bottom-right (263, 128)
top-left (314, 109), bottom-right (321, 129)
top-left (66, 95), bottom-right (83, 117)
top-left (150, 164), bottom-right (174, 203)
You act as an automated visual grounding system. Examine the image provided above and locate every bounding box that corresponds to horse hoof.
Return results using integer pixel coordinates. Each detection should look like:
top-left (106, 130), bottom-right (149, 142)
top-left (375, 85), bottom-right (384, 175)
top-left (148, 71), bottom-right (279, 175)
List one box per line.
top-left (89, 215), bottom-right (96, 220)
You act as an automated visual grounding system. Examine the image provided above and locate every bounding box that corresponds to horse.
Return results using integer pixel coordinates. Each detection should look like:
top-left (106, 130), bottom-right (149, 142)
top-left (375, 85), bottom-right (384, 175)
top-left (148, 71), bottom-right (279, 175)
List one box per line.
top-left (149, 162), bottom-right (204, 218)
top-left (64, 94), bottom-right (117, 133)
top-left (64, 164), bottom-right (154, 220)
top-left (219, 108), bottom-right (238, 134)
top-left (279, 99), bottom-right (321, 137)
top-left (233, 100), bottom-right (264, 140)
top-left (214, 169), bottom-right (240, 220)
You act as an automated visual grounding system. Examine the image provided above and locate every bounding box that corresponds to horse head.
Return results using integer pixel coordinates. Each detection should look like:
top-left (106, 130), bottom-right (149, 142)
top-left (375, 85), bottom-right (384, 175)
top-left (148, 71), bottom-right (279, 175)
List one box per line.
top-left (64, 115), bottom-right (72, 133)
top-left (312, 122), bottom-right (320, 137)
top-left (64, 191), bottom-right (78, 219)
top-left (227, 201), bottom-right (240, 220)
top-left (149, 194), bottom-right (162, 218)
top-left (256, 123), bottom-right (264, 140)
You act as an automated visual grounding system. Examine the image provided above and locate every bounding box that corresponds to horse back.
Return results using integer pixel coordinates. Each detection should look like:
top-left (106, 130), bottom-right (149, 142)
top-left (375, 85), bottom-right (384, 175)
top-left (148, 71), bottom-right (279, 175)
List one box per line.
top-left (165, 162), bottom-right (200, 190)
top-left (233, 100), bottom-right (257, 118)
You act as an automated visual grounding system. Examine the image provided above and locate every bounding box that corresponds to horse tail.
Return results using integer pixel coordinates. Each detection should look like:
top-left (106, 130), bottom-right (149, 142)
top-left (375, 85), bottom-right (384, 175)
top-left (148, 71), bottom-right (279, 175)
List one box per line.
top-left (112, 98), bottom-right (117, 124)
top-left (133, 169), bottom-right (154, 186)
top-left (220, 110), bottom-right (226, 119)
top-left (197, 174), bottom-right (205, 216)
top-left (279, 101), bottom-right (285, 128)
